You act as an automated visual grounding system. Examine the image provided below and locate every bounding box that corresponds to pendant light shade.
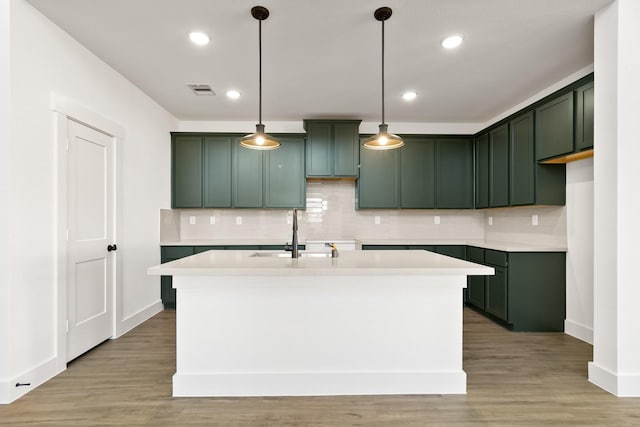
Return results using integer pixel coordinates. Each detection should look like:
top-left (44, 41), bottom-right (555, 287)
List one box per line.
top-left (241, 6), bottom-right (280, 150)
top-left (363, 7), bottom-right (404, 151)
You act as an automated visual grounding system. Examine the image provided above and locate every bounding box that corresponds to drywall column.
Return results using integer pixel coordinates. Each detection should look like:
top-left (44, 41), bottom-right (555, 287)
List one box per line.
top-left (0, 0), bottom-right (11, 404)
top-left (590, 0), bottom-right (640, 396)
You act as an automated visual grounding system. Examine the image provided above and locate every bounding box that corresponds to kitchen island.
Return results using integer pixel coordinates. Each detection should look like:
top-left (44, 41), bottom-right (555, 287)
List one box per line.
top-left (148, 249), bottom-right (493, 397)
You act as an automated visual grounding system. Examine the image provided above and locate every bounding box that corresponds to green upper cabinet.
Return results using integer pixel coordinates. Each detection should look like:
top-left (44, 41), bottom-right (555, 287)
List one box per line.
top-left (203, 135), bottom-right (232, 208)
top-left (509, 112), bottom-right (535, 206)
top-left (489, 124), bottom-right (509, 207)
top-left (172, 132), bottom-right (305, 209)
top-left (435, 138), bottom-right (474, 209)
top-left (575, 81), bottom-right (594, 152)
top-left (357, 139), bottom-right (400, 208)
top-left (535, 92), bottom-right (574, 160)
top-left (233, 143), bottom-right (263, 207)
top-left (400, 137), bottom-right (435, 208)
top-left (304, 120), bottom-right (360, 177)
top-left (264, 136), bottom-right (305, 208)
top-left (172, 135), bottom-right (203, 208)
top-left (475, 133), bottom-right (489, 209)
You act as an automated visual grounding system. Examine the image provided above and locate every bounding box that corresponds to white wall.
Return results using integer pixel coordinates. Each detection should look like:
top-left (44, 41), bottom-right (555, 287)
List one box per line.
top-left (565, 158), bottom-right (594, 343)
top-left (0, 0), bottom-right (12, 404)
top-left (590, 0), bottom-right (640, 396)
top-left (1, 0), bottom-right (176, 403)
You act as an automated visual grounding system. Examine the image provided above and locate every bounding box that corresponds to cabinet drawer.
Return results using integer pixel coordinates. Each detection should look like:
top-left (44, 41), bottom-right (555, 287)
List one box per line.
top-left (485, 249), bottom-right (508, 267)
top-left (161, 246), bottom-right (194, 260)
top-left (466, 246), bottom-right (485, 263)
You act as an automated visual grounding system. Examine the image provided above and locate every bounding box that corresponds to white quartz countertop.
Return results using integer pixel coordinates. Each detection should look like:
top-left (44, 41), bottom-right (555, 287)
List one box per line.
top-left (159, 239), bottom-right (566, 252)
top-left (148, 249), bottom-right (494, 277)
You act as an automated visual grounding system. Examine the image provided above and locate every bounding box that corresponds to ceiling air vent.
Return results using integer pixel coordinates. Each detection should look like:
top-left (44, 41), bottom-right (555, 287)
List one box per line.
top-left (187, 84), bottom-right (216, 96)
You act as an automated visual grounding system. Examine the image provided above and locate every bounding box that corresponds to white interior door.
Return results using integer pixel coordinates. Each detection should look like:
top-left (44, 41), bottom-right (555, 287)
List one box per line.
top-left (66, 119), bottom-right (115, 362)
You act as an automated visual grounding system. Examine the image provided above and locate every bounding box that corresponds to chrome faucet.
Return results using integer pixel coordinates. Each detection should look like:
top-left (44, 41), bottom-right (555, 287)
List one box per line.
top-left (284, 209), bottom-right (299, 258)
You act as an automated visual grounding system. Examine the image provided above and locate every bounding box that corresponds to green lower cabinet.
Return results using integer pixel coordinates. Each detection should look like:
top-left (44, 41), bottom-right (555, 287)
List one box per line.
top-left (433, 245), bottom-right (466, 260)
top-left (485, 266), bottom-right (508, 321)
top-left (466, 247), bottom-right (565, 332)
top-left (160, 246), bottom-right (195, 309)
top-left (466, 246), bottom-right (486, 309)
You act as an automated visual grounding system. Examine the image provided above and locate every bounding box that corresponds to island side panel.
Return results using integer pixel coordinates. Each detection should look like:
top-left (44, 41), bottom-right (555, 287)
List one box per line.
top-left (173, 274), bottom-right (467, 396)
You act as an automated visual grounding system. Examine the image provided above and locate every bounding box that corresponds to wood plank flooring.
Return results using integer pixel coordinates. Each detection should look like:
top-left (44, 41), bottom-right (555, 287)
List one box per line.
top-left (2, 308), bottom-right (639, 426)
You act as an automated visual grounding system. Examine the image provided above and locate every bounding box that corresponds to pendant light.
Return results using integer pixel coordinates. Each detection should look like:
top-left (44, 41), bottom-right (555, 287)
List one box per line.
top-left (363, 7), bottom-right (404, 150)
top-left (240, 6), bottom-right (280, 150)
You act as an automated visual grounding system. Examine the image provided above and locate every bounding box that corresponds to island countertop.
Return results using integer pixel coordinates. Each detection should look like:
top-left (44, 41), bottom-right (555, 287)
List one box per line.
top-left (148, 249), bottom-right (494, 277)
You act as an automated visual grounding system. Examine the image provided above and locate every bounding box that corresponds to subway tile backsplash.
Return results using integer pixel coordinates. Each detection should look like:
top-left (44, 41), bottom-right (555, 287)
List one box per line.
top-left (161, 180), bottom-right (566, 246)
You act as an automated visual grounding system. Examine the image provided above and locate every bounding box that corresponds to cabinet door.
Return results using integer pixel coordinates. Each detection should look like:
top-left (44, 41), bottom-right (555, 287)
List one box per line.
top-left (400, 138), bottom-right (435, 208)
top-left (435, 138), bottom-right (474, 208)
top-left (475, 133), bottom-right (489, 209)
top-left (510, 112), bottom-right (535, 206)
top-left (486, 266), bottom-right (508, 321)
top-left (233, 144), bottom-right (263, 207)
top-left (489, 124), bottom-right (509, 207)
top-left (264, 136), bottom-right (305, 208)
top-left (333, 122), bottom-right (360, 176)
top-left (536, 93), bottom-right (574, 160)
top-left (203, 136), bottom-right (232, 207)
top-left (358, 142), bottom-right (400, 208)
top-left (575, 82), bottom-right (594, 151)
top-left (172, 136), bottom-right (202, 208)
top-left (434, 245), bottom-right (466, 260)
top-left (305, 122), bottom-right (332, 176)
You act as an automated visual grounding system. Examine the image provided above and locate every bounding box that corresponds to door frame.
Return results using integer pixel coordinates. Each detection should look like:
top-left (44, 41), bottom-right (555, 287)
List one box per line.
top-left (53, 94), bottom-right (124, 372)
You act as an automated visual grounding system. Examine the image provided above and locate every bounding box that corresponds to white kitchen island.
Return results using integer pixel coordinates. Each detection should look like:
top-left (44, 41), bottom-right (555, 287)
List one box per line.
top-left (148, 249), bottom-right (493, 397)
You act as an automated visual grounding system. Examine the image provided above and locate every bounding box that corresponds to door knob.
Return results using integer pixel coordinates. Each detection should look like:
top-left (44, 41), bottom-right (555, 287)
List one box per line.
top-left (107, 244), bottom-right (117, 252)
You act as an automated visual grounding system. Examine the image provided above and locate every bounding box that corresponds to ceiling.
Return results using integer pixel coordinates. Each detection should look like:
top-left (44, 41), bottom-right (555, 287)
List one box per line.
top-left (26, 0), bottom-right (611, 124)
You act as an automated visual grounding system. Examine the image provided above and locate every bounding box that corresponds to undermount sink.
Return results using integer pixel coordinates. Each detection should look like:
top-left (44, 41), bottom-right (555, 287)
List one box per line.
top-left (250, 251), bottom-right (333, 258)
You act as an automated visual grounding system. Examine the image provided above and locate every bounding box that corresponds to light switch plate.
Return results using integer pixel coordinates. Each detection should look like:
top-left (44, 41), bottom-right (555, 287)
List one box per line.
top-left (532, 214), bottom-right (539, 226)
top-left (209, 216), bottom-right (215, 225)
top-left (236, 216), bottom-right (242, 225)
top-left (434, 216), bottom-right (440, 225)
top-left (374, 215), bottom-right (381, 225)
top-left (189, 215), bottom-right (196, 225)
top-left (488, 216), bottom-right (493, 226)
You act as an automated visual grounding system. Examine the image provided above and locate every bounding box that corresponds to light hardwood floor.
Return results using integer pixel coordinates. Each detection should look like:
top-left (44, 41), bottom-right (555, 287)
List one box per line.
top-left (2, 308), bottom-right (639, 426)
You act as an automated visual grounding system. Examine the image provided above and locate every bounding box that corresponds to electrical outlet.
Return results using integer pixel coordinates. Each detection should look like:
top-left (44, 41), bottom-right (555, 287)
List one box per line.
top-left (189, 215), bottom-right (196, 225)
top-left (235, 216), bottom-right (242, 225)
top-left (209, 216), bottom-right (215, 225)
top-left (532, 214), bottom-right (539, 226)
top-left (374, 215), bottom-right (381, 225)
top-left (488, 216), bottom-right (493, 226)
top-left (434, 216), bottom-right (440, 225)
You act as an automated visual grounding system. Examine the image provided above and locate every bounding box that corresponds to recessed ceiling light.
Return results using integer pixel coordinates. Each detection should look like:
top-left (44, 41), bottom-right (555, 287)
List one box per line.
top-left (442, 35), bottom-right (463, 49)
top-left (402, 91), bottom-right (417, 101)
top-left (226, 90), bottom-right (240, 99)
top-left (189, 32), bottom-right (210, 46)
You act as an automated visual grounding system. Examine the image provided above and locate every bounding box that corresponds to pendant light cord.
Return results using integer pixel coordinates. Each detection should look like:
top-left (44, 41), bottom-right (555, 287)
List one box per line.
top-left (381, 18), bottom-right (385, 126)
top-left (258, 18), bottom-right (263, 126)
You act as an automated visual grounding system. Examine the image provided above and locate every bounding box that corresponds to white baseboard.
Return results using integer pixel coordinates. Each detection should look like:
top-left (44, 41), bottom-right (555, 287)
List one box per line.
top-left (1, 357), bottom-right (61, 404)
top-left (173, 371), bottom-right (467, 397)
top-left (589, 362), bottom-right (640, 397)
top-left (115, 300), bottom-right (163, 338)
top-left (564, 319), bottom-right (593, 344)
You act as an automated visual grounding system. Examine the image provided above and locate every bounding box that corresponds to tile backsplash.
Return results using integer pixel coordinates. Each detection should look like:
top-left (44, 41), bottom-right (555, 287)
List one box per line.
top-left (161, 180), bottom-right (566, 246)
